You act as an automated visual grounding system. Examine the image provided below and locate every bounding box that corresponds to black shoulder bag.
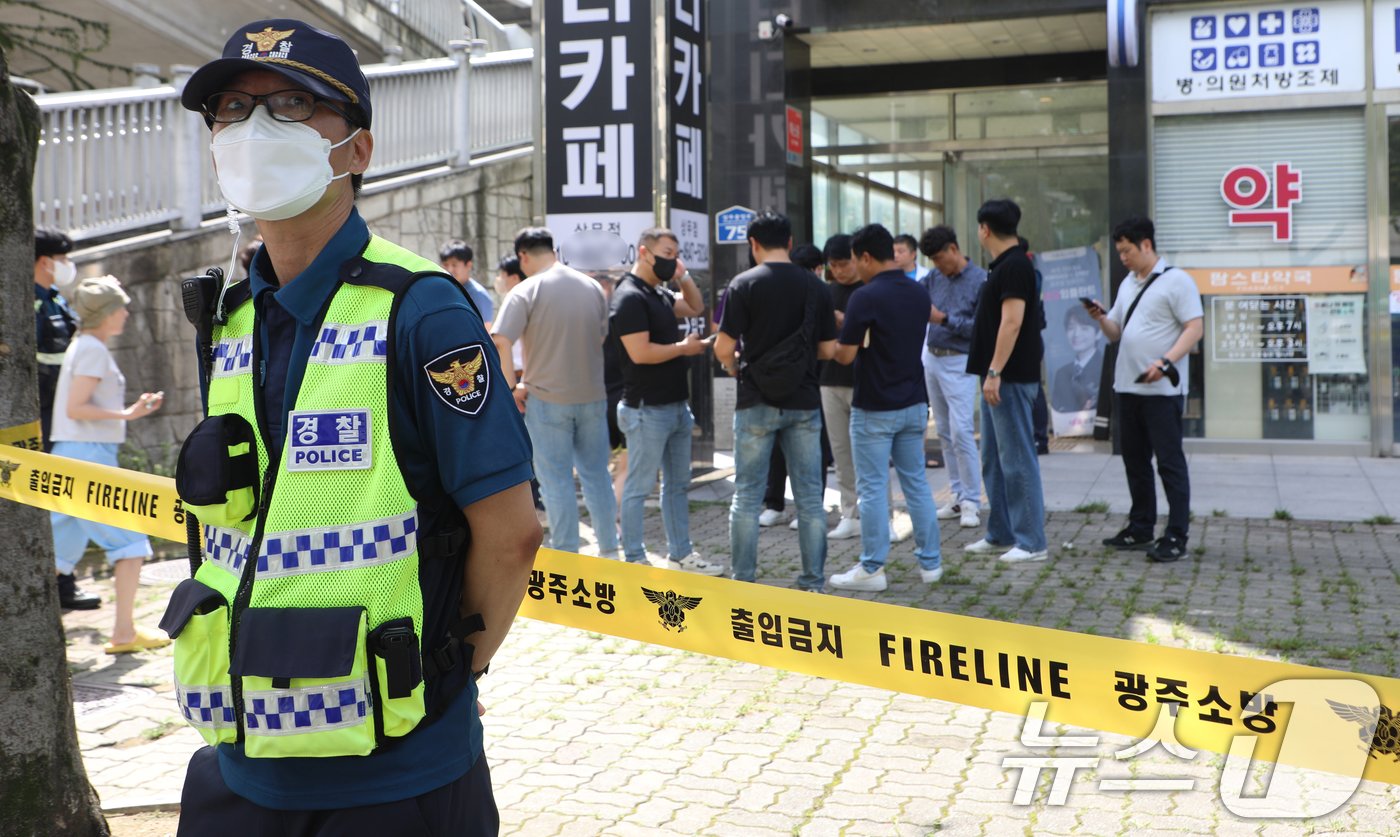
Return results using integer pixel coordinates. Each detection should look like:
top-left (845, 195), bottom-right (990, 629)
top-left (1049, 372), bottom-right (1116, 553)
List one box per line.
top-left (743, 286), bottom-right (819, 404)
top-left (1093, 268), bottom-right (1167, 439)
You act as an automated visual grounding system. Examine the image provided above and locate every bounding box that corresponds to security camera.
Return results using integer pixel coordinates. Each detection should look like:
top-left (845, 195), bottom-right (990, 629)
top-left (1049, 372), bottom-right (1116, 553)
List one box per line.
top-left (774, 13), bottom-right (793, 30)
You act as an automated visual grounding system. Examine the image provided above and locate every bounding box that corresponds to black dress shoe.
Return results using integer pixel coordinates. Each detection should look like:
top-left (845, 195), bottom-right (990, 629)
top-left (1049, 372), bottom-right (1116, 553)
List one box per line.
top-left (1103, 528), bottom-right (1155, 550)
top-left (1148, 537), bottom-right (1187, 563)
top-left (58, 573), bottom-right (101, 610)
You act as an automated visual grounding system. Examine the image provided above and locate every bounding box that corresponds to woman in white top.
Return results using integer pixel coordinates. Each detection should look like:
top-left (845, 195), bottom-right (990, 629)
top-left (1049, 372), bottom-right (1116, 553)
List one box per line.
top-left (51, 276), bottom-right (167, 654)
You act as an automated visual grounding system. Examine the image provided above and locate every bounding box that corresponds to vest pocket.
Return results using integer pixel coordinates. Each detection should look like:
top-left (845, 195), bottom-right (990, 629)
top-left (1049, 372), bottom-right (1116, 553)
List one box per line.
top-left (161, 578), bottom-right (236, 746)
top-left (368, 617), bottom-right (426, 739)
top-left (176, 414), bottom-right (260, 527)
top-left (231, 607), bottom-right (375, 758)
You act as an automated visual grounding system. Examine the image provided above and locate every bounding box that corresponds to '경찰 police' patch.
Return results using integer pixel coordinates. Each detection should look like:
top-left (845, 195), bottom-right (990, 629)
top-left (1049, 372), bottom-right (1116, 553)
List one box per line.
top-left (424, 343), bottom-right (491, 416)
top-left (287, 409), bottom-right (372, 472)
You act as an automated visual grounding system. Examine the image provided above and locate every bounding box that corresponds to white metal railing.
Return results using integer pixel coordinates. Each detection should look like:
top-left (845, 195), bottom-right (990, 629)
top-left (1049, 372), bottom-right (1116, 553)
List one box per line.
top-left (33, 47), bottom-right (534, 241)
top-left (469, 48), bottom-right (533, 155)
top-left (369, 0), bottom-right (465, 53)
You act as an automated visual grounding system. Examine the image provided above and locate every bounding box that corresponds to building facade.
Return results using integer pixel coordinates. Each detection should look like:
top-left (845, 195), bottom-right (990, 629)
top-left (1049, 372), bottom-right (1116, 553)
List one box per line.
top-left (701, 0), bottom-right (1396, 456)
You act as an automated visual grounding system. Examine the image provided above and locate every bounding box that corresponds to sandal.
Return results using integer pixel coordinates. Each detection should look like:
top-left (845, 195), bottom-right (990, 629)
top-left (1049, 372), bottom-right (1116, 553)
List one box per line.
top-left (104, 626), bottom-right (172, 655)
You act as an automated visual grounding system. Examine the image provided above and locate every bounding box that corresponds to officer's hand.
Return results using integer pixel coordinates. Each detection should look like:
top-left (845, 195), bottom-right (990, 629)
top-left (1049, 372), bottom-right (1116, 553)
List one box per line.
top-left (477, 700), bottom-right (486, 717)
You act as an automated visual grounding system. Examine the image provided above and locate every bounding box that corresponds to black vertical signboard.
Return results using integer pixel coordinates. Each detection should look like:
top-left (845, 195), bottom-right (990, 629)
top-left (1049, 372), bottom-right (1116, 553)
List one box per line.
top-left (667, 0), bottom-right (708, 271)
top-left (544, 0), bottom-right (654, 270)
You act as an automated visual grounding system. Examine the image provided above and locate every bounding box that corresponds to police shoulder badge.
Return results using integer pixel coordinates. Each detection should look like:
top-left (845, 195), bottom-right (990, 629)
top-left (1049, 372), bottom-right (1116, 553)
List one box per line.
top-left (424, 343), bottom-right (491, 416)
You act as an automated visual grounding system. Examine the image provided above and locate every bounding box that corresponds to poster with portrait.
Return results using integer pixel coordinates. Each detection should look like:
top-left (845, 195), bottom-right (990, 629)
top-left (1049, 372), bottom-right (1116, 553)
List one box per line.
top-left (1034, 247), bottom-right (1105, 437)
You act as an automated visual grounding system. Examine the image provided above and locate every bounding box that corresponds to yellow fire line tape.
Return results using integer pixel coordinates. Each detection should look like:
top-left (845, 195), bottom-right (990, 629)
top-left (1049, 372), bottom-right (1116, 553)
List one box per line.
top-left (2, 443), bottom-right (1397, 787)
top-left (0, 420), bottom-right (42, 451)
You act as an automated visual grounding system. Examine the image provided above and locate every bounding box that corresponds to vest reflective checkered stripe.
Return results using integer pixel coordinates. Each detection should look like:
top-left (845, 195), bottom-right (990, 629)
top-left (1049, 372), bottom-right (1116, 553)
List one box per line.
top-left (171, 236), bottom-right (449, 756)
top-left (202, 511), bottom-right (418, 579)
top-left (177, 685), bottom-right (237, 731)
top-left (309, 320), bottom-right (389, 365)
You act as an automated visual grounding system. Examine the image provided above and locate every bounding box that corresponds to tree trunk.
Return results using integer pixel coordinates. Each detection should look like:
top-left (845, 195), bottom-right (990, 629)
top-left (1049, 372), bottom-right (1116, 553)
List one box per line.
top-left (0, 46), bottom-right (110, 837)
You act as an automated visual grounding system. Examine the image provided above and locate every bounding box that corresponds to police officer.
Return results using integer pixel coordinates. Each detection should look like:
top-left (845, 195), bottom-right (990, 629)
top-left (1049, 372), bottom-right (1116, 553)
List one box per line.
top-left (166, 20), bottom-right (540, 834)
top-left (35, 228), bottom-right (103, 611)
top-left (35, 227), bottom-right (78, 451)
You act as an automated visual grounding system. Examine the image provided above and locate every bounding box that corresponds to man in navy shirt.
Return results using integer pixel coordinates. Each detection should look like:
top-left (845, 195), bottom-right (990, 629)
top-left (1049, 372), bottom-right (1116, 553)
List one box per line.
top-left (964, 200), bottom-right (1048, 564)
top-left (829, 224), bottom-right (942, 593)
top-left (175, 20), bottom-right (539, 833)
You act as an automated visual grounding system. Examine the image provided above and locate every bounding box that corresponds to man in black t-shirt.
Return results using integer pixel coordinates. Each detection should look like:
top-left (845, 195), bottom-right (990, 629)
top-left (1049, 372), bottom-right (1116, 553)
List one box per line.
top-left (964, 199), bottom-right (1048, 563)
top-left (819, 235), bottom-right (863, 540)
top-left (610, 227), bottom-right (721, 575)
top-left (715, 213), bottom-right (837, 592)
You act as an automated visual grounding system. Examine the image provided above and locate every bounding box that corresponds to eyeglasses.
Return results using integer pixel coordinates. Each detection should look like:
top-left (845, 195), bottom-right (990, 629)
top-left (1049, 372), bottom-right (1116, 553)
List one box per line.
top-left (202, 89), bottom-right (354, 124)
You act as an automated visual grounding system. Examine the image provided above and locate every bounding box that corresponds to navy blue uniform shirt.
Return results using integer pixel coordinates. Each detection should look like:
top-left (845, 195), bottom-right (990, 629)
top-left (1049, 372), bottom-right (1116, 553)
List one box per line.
top-left (838, 269), bottom-right (931, 411)
top-left (218, 209), bottom-right (533, 810)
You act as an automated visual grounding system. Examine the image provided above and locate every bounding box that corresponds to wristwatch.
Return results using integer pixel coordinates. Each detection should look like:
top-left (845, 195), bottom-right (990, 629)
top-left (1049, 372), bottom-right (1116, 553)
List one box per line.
top-left (1159, 357), bottom-right (1174, 370)
top-left (987, 368), bottom-right (1000, 378)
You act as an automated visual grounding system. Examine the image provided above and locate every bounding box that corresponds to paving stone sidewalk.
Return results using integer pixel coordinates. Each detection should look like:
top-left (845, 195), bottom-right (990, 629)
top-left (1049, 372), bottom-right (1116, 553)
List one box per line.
top-left (70, 497), bottom-right (1400, 834)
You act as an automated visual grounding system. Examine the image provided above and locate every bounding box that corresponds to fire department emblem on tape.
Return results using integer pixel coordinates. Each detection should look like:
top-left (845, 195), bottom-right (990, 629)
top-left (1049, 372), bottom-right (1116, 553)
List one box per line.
top-left (642, 588), bottom-right (702, 632)
top-left (424, 344), bottom-right (490, 416)
top-left (0, 460), bottom-right (17, 487)
top-left (1328, 700), bottom-right (1400, 762)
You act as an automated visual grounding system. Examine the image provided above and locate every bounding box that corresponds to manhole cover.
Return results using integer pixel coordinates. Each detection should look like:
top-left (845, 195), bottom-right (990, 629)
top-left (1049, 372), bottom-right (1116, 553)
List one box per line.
top-left (140, 559), bottom-right (191, 585)
top-left (72, 682), bottom-right (154, 716)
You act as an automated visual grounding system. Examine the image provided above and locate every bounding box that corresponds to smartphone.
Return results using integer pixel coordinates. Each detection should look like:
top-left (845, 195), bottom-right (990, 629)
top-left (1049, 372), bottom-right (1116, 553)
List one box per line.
top-left (1079, 297), bottom-right (1104, 313)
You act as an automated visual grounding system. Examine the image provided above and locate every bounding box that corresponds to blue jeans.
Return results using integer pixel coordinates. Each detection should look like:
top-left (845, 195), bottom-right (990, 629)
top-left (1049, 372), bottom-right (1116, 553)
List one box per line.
top-left (849, 404), bottom-right (941, 574)
top-left (981, 381), bottom-right (1047, 552)
top-left (524, 398), bottom-right (619, 554)
top-left (729, 405), bottom-right (826, 590)
top-left (50, 441), bottom-right (153, 574)
top-left (617, 401), bottom-right (693, 563)
top-left (923, 349), bottom-right (982, 509)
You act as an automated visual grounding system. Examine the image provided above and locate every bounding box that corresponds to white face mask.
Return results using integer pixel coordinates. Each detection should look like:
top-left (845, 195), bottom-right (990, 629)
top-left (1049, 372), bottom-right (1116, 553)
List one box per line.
top-left (49, 257), bottom-right (77, 291)
top-left (211, 106), bottom-right (360, 221)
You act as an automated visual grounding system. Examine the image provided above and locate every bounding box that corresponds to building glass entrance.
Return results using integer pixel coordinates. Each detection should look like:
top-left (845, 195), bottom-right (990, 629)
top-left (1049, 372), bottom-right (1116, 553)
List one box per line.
top-left (810, 82), bottom-right (1109, 271)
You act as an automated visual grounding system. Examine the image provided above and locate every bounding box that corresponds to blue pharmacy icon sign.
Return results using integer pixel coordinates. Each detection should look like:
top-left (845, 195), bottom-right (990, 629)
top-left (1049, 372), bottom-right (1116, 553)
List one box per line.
top-left (1292, 7), bottom-right (1321, 34)
top-left (1257, 11), bottom-right (1285, 37)
top-left (1259, 42), bottom-right (1284, 68)
top-left (1293, 41), bottom-right (1320, 65)
top-left (1191, 47), bottom-right (1218, 72)
top-left (715, 206), bottom-right (757, 244)
top-left (1222, 13), bottom-right (1250, 38)
top-left (1190, 16), bottom-right (1216, 40)
top-left (1224, 44), bottom-right (1251, 70)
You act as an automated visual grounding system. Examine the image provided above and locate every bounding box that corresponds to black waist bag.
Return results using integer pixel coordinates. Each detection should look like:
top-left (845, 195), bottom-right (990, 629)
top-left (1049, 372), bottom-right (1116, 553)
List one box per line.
top-left (175, 414), bottom-right (260, 527)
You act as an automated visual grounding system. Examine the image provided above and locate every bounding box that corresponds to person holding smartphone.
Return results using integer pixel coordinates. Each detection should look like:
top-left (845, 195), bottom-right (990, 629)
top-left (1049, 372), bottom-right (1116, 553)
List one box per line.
top-left (1085, 216), bottom-right (1203, 563)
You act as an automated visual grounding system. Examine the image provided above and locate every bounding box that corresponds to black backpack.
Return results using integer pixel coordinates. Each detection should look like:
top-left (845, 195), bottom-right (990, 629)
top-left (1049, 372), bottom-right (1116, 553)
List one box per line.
top-left (742, 285), bottom-right (819, 404)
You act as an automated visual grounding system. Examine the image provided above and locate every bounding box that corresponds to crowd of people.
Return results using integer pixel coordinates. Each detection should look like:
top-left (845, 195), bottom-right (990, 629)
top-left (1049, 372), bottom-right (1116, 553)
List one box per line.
top-left (475, 202), bottom-right (1202, 595)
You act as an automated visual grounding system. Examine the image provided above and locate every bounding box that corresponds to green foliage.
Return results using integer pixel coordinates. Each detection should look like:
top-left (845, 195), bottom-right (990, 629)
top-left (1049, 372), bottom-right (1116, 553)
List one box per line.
top-left (1073, 500), bottom-right (1110, 514)
top-left (0, 1), bottom-right (127, 90)
top-left (1272, 508), bottom-right (1293, 521)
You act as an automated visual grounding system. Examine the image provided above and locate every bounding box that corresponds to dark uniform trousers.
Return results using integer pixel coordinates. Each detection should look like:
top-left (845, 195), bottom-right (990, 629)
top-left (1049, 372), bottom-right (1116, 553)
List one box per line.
top-left (1117, 392), bottom-right (1190, 543)
top-left (177, 746), bottom-right (499, 836)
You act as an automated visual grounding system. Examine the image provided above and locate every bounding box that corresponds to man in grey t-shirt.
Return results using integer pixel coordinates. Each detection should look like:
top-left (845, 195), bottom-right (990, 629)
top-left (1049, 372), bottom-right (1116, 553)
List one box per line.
top-left (491, 227), bottom-right (619, 556)
top-left (1087, 216), bottom-right (1203, 563)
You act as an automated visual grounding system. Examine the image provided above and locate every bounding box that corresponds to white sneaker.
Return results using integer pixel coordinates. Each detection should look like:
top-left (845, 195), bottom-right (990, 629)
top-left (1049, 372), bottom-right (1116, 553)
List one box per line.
top-left (936, 502), bottom-right (961, 520)
top-left (789, 517), bottom-right (800, 530)
top-left (890, 516), bottom-right (910, 543)
top-left (959, 507), bottom-right (980, 529)
top-left (596, 549), bottom-right (621, 561)
top-left (828, 517), bottom-right (859, 540)
top-left (920, 566), bottom-right (944, 583)
top-left (657, 551), bottom-right (725, 576)
top-left (998, 547), bottom-right (1048, 563)
top-left (964, 538), bottom-right (1007, 554)
top-left (758, 508), bottom-right (784, 527)
top-left (829, 563), bottom-right (888, 592)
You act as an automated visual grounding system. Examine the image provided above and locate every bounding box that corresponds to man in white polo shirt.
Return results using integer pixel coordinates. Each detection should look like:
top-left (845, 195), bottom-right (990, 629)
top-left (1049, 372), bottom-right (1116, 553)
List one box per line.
top-left (1086, 216), bottom-right (1203, 563)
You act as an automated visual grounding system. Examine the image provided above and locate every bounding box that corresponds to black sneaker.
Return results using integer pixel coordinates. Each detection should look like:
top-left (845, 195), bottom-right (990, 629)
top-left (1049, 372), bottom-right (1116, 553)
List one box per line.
top-left (1102, 528), bottom-right (1155, 550)
top-left (57, 573), bottom-right (101, 610)
top-left (1148, 537), bottom-right (1187, 563)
